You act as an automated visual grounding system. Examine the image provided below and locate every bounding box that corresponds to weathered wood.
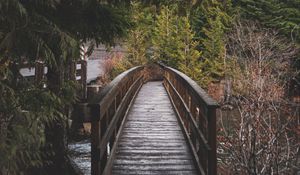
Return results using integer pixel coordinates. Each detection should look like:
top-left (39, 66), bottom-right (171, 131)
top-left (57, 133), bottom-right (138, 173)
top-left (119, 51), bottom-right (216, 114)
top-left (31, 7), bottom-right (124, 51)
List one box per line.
top-left (81, 60), bottom-right (87, 99)
top-left (98, 77), bottom-right (143, 159)
top-left (87, 63), bottom-right (218, 175)
top-left (34, 61), bottom-right (44, 84)
top-left (102, 78), bottom-right (143, 175)
top-left (112, 82), bottom-right (198, 175)
top-left (91, 119), bottom-right (100, 175)
top-left (165, 78), bottom-right (210, 148)
top-left (207, 106), bottom-right (217, 175)
top-left (90, 66), bottom-right (144, 175)
top-left (165, 81), bottom-right (206, 175)
top-left (160, 63), bottom-right (218, 175)
top-left (87, 85), bottom-right (102, 103)
top-left (89, 67), bottom-right (144, 119)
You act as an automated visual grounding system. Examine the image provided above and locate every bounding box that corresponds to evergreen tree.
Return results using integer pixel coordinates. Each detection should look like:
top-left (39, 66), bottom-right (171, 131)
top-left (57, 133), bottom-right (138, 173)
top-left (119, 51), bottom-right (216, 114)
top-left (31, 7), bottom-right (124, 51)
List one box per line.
top-left (152, 4), bottom-right (201, 81)
top-left (152, 5), bottom-right (181, 67)
top-left (176, 16), bottom-right (201, 79)
top-left (108, 1), bottom-right (155, 78)
top-left (195, 0), bottom-right (233, 86)
top-left (0, 0), bottom-right (129, 174)
top-left (125, 2), bottom-right (154, 66)
top-left (235, 0), bottom-right (300, 43)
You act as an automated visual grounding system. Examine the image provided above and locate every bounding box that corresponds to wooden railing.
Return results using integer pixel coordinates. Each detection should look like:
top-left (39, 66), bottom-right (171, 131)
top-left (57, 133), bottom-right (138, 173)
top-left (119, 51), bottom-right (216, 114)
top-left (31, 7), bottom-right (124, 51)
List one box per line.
top-left (161, 65), bottom-right (218, 175)
top-left (89, 66), bottom-right (144, 175)
top-left (19, 61), bottom-right (45, 84)
top-left (71, 60), bottom-right (87, 99)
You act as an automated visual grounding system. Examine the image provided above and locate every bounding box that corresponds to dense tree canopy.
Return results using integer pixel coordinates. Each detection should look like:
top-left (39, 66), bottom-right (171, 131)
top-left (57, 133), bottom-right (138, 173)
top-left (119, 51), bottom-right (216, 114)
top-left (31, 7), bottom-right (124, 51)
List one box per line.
top-left (234, 0), bottom-right (300, 43)
top-left (0, 0), bottom-right (130, 174)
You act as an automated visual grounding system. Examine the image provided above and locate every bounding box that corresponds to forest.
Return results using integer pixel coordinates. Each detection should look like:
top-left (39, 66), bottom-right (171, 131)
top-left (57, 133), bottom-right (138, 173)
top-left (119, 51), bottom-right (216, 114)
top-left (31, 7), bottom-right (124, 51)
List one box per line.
top-left (0, 0), bottom-right (299, 175)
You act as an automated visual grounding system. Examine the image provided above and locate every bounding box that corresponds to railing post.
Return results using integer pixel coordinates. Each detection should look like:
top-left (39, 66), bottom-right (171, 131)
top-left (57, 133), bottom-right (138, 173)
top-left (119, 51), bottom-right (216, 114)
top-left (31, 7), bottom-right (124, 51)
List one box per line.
top-left (100, 113), bottom-right (108, 173)
top-left (207, 106), bottom-right (217, 175)
top-left (91, 104), bottom-right (100, 175)
top-left (81, 60), bottom-right (87, 99)
top-left (87, 85), bottom-right (102, 100)
top-left (35, 61), bottom-right (44, 85)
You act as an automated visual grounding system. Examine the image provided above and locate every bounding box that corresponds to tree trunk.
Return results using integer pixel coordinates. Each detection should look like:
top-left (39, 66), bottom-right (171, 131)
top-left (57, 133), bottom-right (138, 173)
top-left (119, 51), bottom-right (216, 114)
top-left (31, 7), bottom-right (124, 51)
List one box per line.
top-left (45, 60), bottom-right (68, 173)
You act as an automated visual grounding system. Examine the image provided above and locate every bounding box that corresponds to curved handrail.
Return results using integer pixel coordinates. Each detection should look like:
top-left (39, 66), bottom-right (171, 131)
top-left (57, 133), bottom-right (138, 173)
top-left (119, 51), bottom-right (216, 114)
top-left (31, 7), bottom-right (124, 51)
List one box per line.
top-left (165, 66), bottom-right (218, 106)
top-left (89, 66), bottom-right (143, 118)
top-left (160, 64), bottom-right (218, 175)
top-left (89, 66), bottom-right (143, 103)
top-left (89, 66), bottom-right (144, 175)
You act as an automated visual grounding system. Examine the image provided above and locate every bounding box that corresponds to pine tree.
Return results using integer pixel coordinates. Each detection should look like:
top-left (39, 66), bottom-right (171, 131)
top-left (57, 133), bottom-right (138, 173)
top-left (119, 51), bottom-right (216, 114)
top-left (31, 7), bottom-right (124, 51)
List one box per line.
top-left (236, 0), bottom-right (300, 43)
top-left (196, 0), bottom-right (233, 86)
top-left (152, 4), bottom-right (202, 82)
top-left (152, 5), bottom-right (180, 67)
top-left (176, 16), bottom-right (201, 78)
top-left (125, 2), bottom-right (154, 66)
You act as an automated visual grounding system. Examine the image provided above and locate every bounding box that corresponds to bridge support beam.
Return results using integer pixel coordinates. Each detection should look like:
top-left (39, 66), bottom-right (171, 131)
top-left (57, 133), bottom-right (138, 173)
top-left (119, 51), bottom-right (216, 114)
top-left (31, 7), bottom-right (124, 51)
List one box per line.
top-left (207, 107), bottom-right (217, 175)
top-left (91, 104), bottom-right (100, 175)
top-left (35, 61), bottom-right (44, 85)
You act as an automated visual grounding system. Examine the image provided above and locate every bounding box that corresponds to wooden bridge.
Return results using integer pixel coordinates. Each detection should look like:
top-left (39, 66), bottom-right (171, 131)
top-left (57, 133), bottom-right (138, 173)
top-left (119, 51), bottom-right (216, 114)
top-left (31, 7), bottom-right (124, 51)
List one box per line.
top-left (21, 62), bottom-right (218, 174)
top-left (82, 64), bottom-right (218, 175)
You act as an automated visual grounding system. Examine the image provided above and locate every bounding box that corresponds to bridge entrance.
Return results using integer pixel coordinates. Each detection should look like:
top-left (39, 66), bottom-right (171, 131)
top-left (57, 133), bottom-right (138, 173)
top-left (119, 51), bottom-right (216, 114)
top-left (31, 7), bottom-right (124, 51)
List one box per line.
top-left (77, 64), bottom-right (218, 175)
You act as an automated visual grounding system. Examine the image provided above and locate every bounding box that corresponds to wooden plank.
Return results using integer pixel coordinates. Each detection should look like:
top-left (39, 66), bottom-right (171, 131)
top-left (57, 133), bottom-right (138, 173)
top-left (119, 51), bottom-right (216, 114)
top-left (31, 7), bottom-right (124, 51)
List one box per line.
top-left (113, 159), bottom-right (194, 165)
top-left (165, 78), bottom-right (210, 147)
top-left (112, 81), bottom-right (198, 175)
top-left (98, 76), bottom-right (143, 158)
top-left (112, 170), bottom-right (198, 175)
top-left (101, 77), bottom-right (143, 175)
top-left (113, 164), bottom-right (196, 171)
top-left (164, 79), bottom-right (207, 175)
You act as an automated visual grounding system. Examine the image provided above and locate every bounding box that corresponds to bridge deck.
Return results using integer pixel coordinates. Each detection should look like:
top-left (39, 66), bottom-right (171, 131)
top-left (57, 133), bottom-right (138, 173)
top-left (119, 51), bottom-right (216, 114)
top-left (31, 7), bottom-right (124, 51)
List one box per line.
top-left (112, 81), bottom-right (197, 175)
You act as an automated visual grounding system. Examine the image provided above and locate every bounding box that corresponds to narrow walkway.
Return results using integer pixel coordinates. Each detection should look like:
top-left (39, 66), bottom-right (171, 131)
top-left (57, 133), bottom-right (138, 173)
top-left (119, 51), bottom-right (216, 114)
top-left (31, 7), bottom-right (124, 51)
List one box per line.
top-left (112, 81), bottom-right (197, 175)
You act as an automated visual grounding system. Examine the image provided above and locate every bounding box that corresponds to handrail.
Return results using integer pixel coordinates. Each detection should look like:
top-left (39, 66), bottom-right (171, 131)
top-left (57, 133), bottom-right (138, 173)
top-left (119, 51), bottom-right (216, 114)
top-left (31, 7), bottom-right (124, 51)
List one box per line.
top-left (89, 66), bottom-right (144, 175)
top-left (160, 64), bottom-right (218, 175)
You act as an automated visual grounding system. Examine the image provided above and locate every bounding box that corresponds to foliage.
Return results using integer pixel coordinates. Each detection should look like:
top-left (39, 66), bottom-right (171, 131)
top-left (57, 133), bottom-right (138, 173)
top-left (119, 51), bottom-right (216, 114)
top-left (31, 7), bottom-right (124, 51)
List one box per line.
top-left (0, 80), bottom-right (63, 174)
top-left (101, 1), bottom-right (155, 80)
top-left (194, 0), bottom-right (233, 86)
top-left (152, 5), bottom-right (200, 68)
top-left (152, 5), bottom-right (179, 66)
top-left (235, 0), bottom-right (300, 43)
top-left (0, 0), bottom-right (130, 64)
top-left (124, 2), bottom-right (154, 66)
top-left (219, 21), bottom-right (299, 174)
top-left (234, 0), bottom-right (300, 86)
top-left (1, 0), bottom-right (299, 174)
top-left (103, 52), bottom-right (128, 80)
top-left (0, 0), bottom-right (129, 174)
top-left (176, 16), bottom-right (202, 81)
top-left (98, 1), bottom-right (299, 174)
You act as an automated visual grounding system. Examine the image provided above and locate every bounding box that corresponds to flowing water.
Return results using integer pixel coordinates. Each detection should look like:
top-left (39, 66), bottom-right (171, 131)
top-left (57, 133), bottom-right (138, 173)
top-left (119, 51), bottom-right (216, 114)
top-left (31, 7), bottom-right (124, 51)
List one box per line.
top-left (68, 139), bottom-right (91, 175)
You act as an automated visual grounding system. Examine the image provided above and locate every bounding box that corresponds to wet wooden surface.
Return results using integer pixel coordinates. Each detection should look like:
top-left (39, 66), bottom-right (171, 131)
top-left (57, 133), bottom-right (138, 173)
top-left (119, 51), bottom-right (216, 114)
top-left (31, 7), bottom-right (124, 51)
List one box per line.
top-left (112, 81), bottom-right (197, 175)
